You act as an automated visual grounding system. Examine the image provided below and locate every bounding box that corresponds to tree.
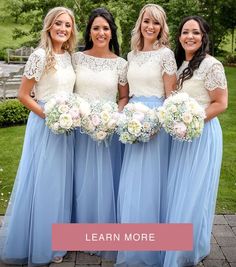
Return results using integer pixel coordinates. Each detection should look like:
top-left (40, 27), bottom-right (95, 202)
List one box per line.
top-left (3, 0), bottom-right (236, 57)
top-left (217, 0), bottom-right (236, 53)
top-left (3, 0), bottom-right (23, 23)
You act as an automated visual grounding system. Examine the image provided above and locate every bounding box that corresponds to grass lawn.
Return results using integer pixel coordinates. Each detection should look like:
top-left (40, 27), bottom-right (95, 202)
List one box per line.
top-left (216, 66), bottom-right (236, 214)
top-left (0, 67), bottom-right (236, 215)
top-left (0, 125), bottom-right (25, 213)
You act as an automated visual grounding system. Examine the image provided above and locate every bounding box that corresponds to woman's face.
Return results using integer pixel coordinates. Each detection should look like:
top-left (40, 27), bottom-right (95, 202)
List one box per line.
top-left (90, 16), bottom-right (112, 49)
top-left (49, 13), bottom-right (73, 48)
top-left (141, 11), bottom-right (161, 44)
top-left (179, 19), bottom-right (203, 60)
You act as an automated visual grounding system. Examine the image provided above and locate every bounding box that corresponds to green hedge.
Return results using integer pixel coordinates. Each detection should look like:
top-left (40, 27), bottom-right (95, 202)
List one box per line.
top-left (225, 54), bottom-right (236, 64)
top-left (0, 99), bottom-right (29, 127)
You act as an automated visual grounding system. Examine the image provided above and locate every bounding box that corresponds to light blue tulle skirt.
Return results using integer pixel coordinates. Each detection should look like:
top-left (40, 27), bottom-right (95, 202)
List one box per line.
top-left (0, 105), bottom-right (74, 266)
top-left (163, 118), bottom-right (222, 267)
top-left (116, 96), bottom-right (171, 267)
top-left (72, 131), bottom-right (123, 224)
top-left (72, 128), bottom-right (123, 261)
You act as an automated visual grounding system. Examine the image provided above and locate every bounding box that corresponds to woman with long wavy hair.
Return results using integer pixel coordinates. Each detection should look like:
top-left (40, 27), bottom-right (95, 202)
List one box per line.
top-left (116, 4), bottom-right (176, 266)
top-left (164, 16), bottom-right (228, 267)
top-left (0, 6), bottom-right (77, 265)
top-left (72, 7), bottom-right (129, 260)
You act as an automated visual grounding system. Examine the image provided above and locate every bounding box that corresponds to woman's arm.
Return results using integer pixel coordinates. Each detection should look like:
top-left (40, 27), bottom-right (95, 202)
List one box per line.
top-left (205, 87), bottom-right (228, 121)
top-left (163, 73), bottom-right (177, 97)
top-left (118, 83), bottom-right (129, 112)
top-left (18, 76), bottom-right (45, 119)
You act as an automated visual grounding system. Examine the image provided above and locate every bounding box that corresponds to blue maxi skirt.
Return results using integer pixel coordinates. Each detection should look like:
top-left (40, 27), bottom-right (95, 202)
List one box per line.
top-left (72, 131), bottom-right (123, 224)
top-left (72, 127), bottom-right (124, 260)
top-left (116, 96), bottom-right (171, 267)
top-left (163, 118), bottom-right (222, 267)
top-left (0, 106), bottom-right (74, 266)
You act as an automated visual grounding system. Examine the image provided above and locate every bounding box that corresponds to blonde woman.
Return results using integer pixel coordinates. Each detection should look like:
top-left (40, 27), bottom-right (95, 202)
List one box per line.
top-left (0, 7), bottom-right (76, 265)
top-left (116, 4), bottom-right (176, 266)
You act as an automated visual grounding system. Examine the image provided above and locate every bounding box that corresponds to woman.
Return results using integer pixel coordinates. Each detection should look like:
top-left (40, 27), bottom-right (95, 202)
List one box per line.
top-left (0, 7), bottom-right (76, 265)
top-left (163, 16), bottom-right (228, 267)
top-left (72, 6), bottom-right (128, 243)
top-left (116, 4), bottom-right (176, 267)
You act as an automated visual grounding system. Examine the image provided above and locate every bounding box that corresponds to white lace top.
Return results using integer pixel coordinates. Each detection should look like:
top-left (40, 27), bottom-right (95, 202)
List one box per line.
top-left (127, 47), bottom-right (177, 97)
top-left (72, 52), bottom-right (128, 102)
top-left (23, 48), bottom-right (76, 101)
top-left (177, 56), bottom-right (227, 108)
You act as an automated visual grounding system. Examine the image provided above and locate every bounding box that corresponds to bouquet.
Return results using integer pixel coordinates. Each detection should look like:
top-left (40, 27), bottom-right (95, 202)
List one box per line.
top-left (116, 102), bottom-right (161, 144)
top-left (157, 92), bottom-right (206, 141)
top-left (44, 92), bottom-right (85, 134)
top-left (80, 100), bottom-right (119, 142)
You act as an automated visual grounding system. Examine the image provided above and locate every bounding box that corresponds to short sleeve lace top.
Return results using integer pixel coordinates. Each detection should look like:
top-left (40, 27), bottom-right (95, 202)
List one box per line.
top-left (23, 48), bottom-right (76, 101)
top-left (72, 52), bottom-right (128, 102)
top-left (127, 47), bottom-right (177, 97)
top-left (177, 56), bottom-right (227, 108)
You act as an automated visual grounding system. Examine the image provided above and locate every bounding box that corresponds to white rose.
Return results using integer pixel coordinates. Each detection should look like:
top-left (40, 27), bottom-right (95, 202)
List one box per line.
top-left (171, 92), bottom-right (189, 104)
top-left (149, 109), bottom-right (158, 121)
top-left (58, 104), bottom-right (70, 114)
top-left (143, 122), bottom-right (151, 132)
top-left (173, 122), bottom-right (187, 138)
top-left (112, 112), bottom-right (121, 120)
top-left (52, 122), bottom-right (60, 132)
top-left (79, 101), bottom-right (91, 116)
top-left (107, 119), bottom-right (117, 130)
top-left (127, 119), bottom-right (142, 136)
top-left (170, 104), bottom-right (177, 113)
top-left (182, 113), bottom-right (193, 124)
top-left (102, 103), bottom-right (113, 112)
top-left (101, 111), bottom-right (110, 124)
top-left (59, 113), bottom-right (73, 129)
top-left (117, 112), bottom-right (126, 121)
top-left (134, 102), bottom-right (149, 113)
top-left (179, 92), bottom-right (189, 101)
top-left (120, 132), bottom-right (135, 143)
top-left (44, 99), bottom-right (56, 114)
top-left (69, 107), bottom-right (80, 119)
top-left (125, 103), bottom-right (135, 112)
top-left (91, 114), bottom-right (101, 126)
top-left (132, 111), bottom-right (145, 122)
top-left (96, 131), bottom-right (107, 141)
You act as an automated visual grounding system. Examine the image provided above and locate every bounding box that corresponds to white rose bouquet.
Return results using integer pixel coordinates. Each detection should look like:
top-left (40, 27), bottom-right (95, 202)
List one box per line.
top-left (44, 92), bottom-right (84, 134)
top-left (116, 102), bottom-right (161, 144)
top-left (157, 92), bottom-right (206, 141)
top-left (80, 100), bottom-right (119, 142)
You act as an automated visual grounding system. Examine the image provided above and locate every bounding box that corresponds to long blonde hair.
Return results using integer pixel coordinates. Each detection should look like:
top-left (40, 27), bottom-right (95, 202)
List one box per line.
top-left (131, 4), bottom-right (169, 51)
top-left (39, 6), bottom-right (77, 71)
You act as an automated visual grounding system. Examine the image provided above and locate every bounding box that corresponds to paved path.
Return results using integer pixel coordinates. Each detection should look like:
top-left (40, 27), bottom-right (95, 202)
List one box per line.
top-left (0, 215), bottom-right (235, 267)
top-left (0, 61), bottom-right (24, 77)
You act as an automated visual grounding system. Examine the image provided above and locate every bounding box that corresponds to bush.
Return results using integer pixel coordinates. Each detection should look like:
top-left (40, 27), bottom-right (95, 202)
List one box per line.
top-left (0, 49), bottom-right (7, 61)
top-left (0, 99), bottom-right (29, 127)
top-left (224, 54), bottom-right (236, 64)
